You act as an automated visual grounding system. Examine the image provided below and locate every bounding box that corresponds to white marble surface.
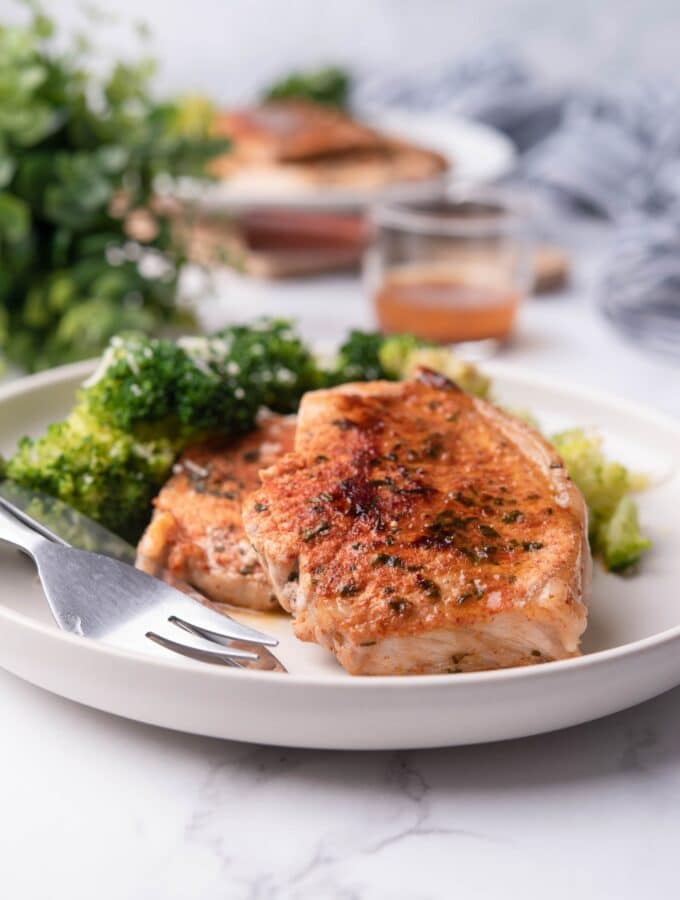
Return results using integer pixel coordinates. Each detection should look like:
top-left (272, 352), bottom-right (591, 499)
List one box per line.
top-left (2, 241), bottom-right (680, 899)
top-left (3, 669), bottom-right (680, 900)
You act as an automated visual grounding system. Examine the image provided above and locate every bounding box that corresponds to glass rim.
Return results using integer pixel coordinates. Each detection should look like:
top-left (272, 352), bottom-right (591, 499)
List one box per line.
top-left (369, 186), bottom-right (535, 238)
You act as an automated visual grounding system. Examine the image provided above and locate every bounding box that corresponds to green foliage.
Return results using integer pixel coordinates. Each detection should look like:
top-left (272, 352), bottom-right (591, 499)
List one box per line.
top-left (551, 428), bottom-right (651, 571)
top-left (262, 66), bottom-right (351, 108)
top-left (0, 4), bottom-right (226, 372)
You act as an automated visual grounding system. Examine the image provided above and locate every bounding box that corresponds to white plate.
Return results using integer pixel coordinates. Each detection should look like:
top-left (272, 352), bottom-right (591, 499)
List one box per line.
top-left (0, 361), bottom-right (678, 750)
top-left (178, 113), bottom-right (515, 212)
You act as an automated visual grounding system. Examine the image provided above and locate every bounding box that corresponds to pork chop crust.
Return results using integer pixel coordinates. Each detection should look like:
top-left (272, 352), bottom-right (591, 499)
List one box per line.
top-left (243, 372), bottom-right (590, 674)
top-left (136, 414), bottom-right (296, 611)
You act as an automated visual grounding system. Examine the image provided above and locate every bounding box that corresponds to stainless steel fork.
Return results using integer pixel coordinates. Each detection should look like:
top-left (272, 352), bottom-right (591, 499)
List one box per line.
top-left (0, 503), bottom-right (284, 671)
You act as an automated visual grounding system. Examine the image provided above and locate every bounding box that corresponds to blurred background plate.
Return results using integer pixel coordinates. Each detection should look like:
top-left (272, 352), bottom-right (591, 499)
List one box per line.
top-left (371, 111), bottom-right (517, 184)
top-left (176, 113), bottom-right (516, 213)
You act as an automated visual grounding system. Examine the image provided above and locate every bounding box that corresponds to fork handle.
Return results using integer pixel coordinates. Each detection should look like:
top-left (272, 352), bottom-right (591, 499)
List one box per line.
top-left (0, 505), bottom-right (46, 556)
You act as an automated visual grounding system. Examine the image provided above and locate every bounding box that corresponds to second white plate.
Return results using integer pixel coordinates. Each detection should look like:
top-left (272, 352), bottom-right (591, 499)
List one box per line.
top-left (179, 112), bottom-right (515, 212)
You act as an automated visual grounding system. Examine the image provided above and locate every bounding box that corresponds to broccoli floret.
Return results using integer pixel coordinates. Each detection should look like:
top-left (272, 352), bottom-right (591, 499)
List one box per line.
top-left (210, 319), bottom-right (322, 415)
top-left (6, 319), bottom-right (324, 540)
top-left (174, 320), bottom-right (322, 435)
top-left (551, 429), bottom-right (631, 522)
top-left (551, 428), bottom-right (651, 571)
top-left (329, 331), bottom-right (429, 383)
top-left (5, 406), bottom-right (176, 542)
top-left (328, 331), bottom-right (491, 398)
top-left (172, 335), bottom-right (257, 435)
top-left (329, 331), bottom-right (387, 383)
top-left (83, 331), bottom-right (260, 441)
top-left (83, 319), bottom-right (322, 443)
top-left (378, 334), bottom-right (429, 378)
top-left (596, 496), bottom-right (652, 573)
top-left (83, 333), bottom-right (186, 432)
top-left (390, 345), bottom-right (492, 398)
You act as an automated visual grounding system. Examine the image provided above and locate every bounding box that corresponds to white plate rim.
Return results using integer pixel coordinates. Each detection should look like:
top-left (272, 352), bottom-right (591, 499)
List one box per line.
top-left (1, 357), bottom-right (679, 695)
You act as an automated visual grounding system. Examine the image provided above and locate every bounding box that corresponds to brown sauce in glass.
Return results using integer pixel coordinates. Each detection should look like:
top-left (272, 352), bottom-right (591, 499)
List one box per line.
top-left (374, 270), bottom-right (521, 343)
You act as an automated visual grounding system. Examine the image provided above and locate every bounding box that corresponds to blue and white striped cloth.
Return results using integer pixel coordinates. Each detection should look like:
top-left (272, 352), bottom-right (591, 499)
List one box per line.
top-left (355, 50), bottom-right (680, 357)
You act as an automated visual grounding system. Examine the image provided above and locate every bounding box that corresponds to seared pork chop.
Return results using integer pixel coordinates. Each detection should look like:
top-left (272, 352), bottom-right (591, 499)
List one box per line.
top-left (136, 414), bottom-right (296, 611)
top-left (243, 372), bottom-right (590, 674)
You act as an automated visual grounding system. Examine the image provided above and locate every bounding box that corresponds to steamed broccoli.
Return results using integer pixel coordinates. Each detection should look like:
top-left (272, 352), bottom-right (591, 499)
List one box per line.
top-left (5, 406), bottom-right (176, 542)
top-left (208, 320), bottom-right (322, 416)
top-left (328, 332), bottom-right (493, 398)
top-left (84, 319), bottom-right (322, 441)
top-left (330, 331), bottom-right (490, 398)
top-left (551, 428), bottom-right (650, 571)
top-left (551, 428), bottom-right (631, 521)
top-left (5, 319), bottom-right (324, 540)
top-left (83, 334), bottom-right (186, 433)
top-left (378, 335), bottom-right (429, 379)
top-left (396, 346), bottom-right (492, 398)
top-left (349, 335), bottom-right (492, 399)
top-left (327, 331), bottom-right (428, 384)
top-left (330, 331), bottom-right (388, 383)
top-left (596, 496), bottom-right (651, 572)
